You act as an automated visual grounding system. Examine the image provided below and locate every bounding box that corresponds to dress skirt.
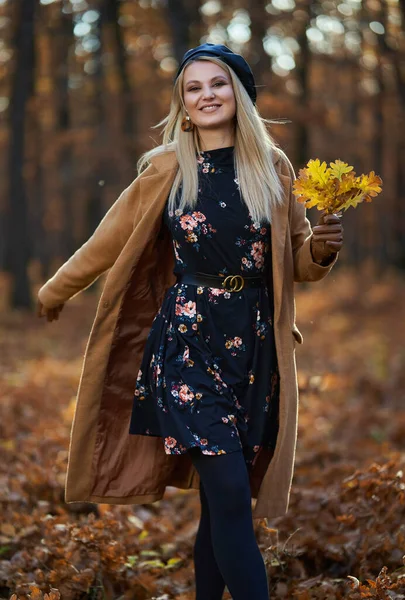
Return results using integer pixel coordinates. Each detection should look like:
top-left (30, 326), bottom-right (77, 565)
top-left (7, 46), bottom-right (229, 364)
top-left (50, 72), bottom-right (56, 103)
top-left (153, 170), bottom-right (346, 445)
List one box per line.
top-left (129, 146), bottom-right (280, 468)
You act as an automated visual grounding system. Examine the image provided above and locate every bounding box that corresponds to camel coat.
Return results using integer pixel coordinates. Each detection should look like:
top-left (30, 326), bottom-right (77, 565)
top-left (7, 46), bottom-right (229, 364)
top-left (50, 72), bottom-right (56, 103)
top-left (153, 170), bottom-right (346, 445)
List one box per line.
top-left (38, 146), bottom-right (337, 520)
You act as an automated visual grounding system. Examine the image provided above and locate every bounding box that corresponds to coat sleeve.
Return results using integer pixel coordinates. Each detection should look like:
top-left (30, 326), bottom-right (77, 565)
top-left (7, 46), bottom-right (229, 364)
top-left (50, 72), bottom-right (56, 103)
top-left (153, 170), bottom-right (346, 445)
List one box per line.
top-left (38, 163), bottom-right (157, 308)
top-left (280, 153), bottom-right (338, 283)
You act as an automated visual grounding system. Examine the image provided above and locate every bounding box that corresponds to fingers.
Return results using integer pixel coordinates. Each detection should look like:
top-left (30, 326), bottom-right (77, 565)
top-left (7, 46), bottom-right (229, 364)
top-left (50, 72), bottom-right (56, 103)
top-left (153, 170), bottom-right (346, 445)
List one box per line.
top-left (48, 304), bottom-right (64, 322)
top-left (313, 215), bottom-right (344, 246)
top-left (322, 212), bottom-right (342, 221)
top-left (312, 224), bottom-right (342, 235)
top-left (317, 212), bottom-right (342, 225)
top-left (312, 212), bottom-right (344, 259)
top-left (37, 300), bottom-right (64, 322)
top-left (324, 213), bottom-right (342, 224)
top-left (312, 231), bottom-right (343, 242)
top-left (325, 240), bottom-right (343, 252)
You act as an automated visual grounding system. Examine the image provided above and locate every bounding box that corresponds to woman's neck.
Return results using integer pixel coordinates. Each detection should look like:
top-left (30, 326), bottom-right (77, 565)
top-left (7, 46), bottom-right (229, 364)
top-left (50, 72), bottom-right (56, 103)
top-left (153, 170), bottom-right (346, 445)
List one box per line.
top-left (198, 130), bottom-right (235, 151)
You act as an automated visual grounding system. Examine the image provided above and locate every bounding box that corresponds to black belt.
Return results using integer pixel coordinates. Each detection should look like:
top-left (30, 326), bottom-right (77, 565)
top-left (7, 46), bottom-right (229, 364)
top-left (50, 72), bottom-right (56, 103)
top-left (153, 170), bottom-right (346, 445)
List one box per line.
top-left (176, 271), bottom-right (266, 292)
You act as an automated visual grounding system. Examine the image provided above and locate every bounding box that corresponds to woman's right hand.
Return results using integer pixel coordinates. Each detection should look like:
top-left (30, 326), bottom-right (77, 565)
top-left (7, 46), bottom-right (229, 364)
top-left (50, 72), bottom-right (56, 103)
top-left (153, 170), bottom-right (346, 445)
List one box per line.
top-left (37, 298), bottom-right (65, 322)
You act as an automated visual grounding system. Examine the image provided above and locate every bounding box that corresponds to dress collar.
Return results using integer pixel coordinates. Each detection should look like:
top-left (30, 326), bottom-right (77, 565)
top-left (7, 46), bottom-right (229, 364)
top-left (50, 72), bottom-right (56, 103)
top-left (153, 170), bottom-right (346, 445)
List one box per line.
top-left (197, 146), bottom-right (235, 173)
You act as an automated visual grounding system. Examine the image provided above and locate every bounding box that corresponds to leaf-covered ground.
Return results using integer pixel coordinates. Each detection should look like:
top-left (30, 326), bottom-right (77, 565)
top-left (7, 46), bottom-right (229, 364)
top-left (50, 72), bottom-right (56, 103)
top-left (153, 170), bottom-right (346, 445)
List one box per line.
top-left (1, 270), bottom-right (404, 600)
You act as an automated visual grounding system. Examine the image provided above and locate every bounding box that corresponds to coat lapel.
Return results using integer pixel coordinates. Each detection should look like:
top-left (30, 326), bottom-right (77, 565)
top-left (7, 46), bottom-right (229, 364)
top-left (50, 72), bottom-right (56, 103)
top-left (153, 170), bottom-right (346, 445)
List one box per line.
top-left (139, 164), bottom-right (178, 231)
top-left (271, 172), bottom-right (290, 324)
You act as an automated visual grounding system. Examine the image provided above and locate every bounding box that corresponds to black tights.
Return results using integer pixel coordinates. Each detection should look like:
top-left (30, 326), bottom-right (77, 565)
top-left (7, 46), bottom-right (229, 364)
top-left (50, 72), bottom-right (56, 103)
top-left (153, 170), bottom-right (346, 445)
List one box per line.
top-left (189, 448), bottom-right (269, 600)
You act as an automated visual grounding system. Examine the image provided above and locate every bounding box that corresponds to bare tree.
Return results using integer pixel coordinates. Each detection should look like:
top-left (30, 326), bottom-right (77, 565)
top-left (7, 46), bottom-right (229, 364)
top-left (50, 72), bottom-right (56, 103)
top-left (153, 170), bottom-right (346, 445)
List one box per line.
top-left (248, 0), bottom-right (269, 88)
top-left (166, 0), bottom-right (203, 63)
top-left (7, 0), bottom-right (35, 308)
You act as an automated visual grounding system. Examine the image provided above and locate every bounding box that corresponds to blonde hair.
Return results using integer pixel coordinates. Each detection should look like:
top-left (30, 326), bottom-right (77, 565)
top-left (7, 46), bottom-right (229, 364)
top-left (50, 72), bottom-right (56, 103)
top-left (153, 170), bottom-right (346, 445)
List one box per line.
top-left (137, 55), bottom-right (288, 224)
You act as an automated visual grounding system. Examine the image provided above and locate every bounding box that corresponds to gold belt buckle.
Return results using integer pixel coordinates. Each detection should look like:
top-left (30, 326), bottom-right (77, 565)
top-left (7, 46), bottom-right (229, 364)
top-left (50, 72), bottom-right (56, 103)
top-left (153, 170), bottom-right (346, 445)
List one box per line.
top-left (222, 274), bottom-right (245, 292)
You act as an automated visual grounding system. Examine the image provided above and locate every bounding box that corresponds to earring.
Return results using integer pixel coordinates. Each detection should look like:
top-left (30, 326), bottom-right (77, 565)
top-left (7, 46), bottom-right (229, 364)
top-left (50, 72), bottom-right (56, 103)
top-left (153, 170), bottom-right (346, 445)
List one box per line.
top-left (181, 114), bottom-right (194, 132)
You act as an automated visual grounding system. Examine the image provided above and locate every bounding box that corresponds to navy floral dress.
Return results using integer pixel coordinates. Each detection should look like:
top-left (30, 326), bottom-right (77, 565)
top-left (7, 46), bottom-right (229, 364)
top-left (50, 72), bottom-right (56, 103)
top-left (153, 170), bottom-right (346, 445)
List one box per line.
top-left (129, 146), bottom-right (280, 468)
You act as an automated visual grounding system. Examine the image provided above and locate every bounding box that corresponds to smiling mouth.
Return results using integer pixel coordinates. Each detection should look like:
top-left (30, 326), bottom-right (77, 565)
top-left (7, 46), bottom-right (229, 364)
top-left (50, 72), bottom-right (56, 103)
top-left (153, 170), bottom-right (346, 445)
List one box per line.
top-left (200, 105), bottom-right (222, 112)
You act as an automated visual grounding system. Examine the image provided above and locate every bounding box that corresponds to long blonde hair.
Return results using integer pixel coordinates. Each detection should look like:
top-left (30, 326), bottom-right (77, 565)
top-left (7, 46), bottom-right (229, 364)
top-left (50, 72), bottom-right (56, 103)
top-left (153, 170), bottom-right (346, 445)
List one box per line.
top-left (137, 55), bottom-right (287, 224)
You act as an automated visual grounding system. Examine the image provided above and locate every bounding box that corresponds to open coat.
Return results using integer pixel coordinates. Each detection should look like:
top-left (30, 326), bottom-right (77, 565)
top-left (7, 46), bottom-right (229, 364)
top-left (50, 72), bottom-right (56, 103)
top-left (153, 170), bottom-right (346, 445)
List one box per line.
top-left (38, 146), bottom-right (337, 520)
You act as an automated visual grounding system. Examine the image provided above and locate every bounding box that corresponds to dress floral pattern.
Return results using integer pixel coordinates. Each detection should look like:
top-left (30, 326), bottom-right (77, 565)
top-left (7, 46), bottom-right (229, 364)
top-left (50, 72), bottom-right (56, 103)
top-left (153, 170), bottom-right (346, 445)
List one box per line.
top-left (129, 146), bottom-right (280, 468)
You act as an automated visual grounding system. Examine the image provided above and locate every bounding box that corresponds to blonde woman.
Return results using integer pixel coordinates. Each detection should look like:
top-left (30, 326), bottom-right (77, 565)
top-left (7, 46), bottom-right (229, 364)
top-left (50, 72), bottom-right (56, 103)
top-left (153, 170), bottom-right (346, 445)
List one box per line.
top-left (37, 43), bottom-right (343, 600)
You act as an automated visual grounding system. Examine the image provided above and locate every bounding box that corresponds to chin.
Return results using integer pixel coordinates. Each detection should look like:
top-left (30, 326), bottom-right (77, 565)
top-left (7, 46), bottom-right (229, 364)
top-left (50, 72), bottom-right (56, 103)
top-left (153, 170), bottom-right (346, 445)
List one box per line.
top-left (196, 117), bottom-right (233, 129)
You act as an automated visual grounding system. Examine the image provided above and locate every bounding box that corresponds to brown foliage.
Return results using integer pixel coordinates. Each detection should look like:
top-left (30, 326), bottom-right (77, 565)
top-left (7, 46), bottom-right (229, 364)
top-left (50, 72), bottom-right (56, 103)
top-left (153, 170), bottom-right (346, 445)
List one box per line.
top-left (1, 270), bottom-right (405, 599)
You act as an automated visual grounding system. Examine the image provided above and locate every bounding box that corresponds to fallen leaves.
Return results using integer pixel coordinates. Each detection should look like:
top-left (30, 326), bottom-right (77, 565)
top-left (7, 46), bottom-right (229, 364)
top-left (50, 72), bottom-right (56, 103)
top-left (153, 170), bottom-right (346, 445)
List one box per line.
top-left (10, 587), bottom-right (60, 600)
top-left (1, 272), bottom-right (405, 599)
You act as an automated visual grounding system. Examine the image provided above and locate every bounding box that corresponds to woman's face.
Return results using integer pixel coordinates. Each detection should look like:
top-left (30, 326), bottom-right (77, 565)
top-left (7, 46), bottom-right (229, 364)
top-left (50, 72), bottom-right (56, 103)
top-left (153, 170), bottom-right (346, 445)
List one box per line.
top-left (182, 60), bottom-right (236, 133)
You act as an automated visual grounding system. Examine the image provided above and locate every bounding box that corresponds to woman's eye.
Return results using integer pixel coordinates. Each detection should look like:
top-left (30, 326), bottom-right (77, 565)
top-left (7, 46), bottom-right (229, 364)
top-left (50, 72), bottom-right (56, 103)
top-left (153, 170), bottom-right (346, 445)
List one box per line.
top-left (188, 82), bottom-right (225, 91)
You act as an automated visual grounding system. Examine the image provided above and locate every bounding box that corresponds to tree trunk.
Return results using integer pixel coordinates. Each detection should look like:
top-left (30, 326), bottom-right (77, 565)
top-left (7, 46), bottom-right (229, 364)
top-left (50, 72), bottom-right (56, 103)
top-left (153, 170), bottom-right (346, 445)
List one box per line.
top-left (7, 0), bottom-right (35, 308)
top-left (248, 0), bottom-right (269, 90)
top-left (166, 0), bottom-right (194, 64)
top-left (295, 0), bottom-right (311, 167)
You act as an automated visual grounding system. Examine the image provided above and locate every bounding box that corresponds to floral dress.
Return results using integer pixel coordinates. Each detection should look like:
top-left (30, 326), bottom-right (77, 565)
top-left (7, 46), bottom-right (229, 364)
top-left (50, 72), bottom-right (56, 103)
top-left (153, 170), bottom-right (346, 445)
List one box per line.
top-left (129, 146), bottom-right (280, 468)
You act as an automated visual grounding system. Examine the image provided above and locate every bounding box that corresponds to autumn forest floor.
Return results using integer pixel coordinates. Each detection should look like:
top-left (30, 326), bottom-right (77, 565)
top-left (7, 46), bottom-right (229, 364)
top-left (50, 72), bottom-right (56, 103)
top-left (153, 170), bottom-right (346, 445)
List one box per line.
top-left (1, 269), bottom-right (405, 600)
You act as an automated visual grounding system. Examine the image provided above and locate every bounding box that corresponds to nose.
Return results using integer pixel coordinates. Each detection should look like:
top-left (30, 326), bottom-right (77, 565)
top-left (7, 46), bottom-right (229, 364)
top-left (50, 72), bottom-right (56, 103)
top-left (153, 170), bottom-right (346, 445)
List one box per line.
top-left (201, 85), bottom-right (215, 100)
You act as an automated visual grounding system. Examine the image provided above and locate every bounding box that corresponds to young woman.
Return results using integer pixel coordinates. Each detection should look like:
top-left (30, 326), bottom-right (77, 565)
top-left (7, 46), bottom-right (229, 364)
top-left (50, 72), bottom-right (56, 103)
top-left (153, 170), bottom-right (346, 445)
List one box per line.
top-left (37, 43), bottom-right (343, 600)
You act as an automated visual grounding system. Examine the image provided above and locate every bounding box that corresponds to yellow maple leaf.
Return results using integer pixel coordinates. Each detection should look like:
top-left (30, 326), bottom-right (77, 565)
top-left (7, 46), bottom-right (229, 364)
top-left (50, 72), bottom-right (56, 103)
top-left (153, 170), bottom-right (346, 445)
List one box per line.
top-left (356, 172), bottom-right (383, 198)
top-left (292, 158), bottom-right (383, 214)
top-left (330, 159), bottom-right (353, 180)
top-left (306, 159), bottom-right (331, 186)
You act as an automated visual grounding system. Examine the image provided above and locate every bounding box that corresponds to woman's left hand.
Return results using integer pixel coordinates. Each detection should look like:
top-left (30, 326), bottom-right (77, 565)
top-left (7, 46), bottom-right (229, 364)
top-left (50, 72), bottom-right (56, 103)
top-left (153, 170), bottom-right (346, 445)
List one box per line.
top-left (37, 298), bottom-right (65, 322)
top-left (310, 212), bottom-right (343, 265)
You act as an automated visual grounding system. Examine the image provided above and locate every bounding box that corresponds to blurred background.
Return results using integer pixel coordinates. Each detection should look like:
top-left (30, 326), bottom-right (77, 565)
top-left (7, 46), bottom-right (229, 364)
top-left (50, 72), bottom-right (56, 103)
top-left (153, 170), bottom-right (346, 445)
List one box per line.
top-left (0, 0), bottom-right (404, 308)
top-left (1, 2), bottom-right (405, 599)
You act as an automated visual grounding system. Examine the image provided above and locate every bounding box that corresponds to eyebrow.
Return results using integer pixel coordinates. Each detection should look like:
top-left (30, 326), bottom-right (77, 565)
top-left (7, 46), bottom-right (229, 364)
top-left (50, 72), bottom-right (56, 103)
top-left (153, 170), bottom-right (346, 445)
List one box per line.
top-left (185, 75), bottom-right (228, 85)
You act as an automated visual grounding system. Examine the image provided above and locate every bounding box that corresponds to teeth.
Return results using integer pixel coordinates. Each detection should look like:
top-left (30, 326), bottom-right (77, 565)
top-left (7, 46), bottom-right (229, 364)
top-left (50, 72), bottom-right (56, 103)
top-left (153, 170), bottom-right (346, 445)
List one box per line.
top-left (202, 105), bottom-right (220, 111)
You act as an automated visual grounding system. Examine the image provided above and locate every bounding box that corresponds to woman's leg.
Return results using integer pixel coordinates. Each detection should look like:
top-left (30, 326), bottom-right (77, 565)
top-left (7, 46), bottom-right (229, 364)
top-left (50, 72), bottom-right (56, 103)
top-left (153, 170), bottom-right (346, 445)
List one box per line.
top-left (190, 449), bottom-right (270, 600)
top-left (193, 479), bottom-right (226, 600)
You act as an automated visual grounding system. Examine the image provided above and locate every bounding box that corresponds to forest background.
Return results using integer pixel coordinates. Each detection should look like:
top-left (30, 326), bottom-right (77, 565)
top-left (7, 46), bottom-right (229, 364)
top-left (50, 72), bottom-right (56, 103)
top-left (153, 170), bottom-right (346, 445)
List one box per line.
top-left (0, 1), bottom-right (405, 599)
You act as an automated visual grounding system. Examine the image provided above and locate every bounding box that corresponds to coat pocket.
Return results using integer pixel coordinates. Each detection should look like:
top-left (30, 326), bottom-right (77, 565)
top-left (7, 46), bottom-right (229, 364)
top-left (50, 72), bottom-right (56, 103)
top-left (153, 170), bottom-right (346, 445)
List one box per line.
top-left (292, 324), bottom-right (303, 344)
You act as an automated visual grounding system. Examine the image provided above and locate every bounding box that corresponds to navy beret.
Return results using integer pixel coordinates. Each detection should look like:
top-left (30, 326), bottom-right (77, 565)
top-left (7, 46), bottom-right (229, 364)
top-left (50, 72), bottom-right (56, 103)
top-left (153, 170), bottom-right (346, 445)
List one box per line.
top-left (174, 43), bottom-right (257, 105)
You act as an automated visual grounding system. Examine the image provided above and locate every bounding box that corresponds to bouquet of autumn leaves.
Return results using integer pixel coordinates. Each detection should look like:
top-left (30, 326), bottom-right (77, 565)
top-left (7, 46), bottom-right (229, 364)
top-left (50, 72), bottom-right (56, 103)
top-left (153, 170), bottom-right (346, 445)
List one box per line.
top-left (292, 159), bottom-right (383, 214)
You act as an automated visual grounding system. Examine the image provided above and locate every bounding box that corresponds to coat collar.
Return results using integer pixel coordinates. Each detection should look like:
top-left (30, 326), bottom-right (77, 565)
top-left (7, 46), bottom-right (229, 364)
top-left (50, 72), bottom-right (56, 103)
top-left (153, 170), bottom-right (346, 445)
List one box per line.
top-left (149, 145), bottom-right (282, 173)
